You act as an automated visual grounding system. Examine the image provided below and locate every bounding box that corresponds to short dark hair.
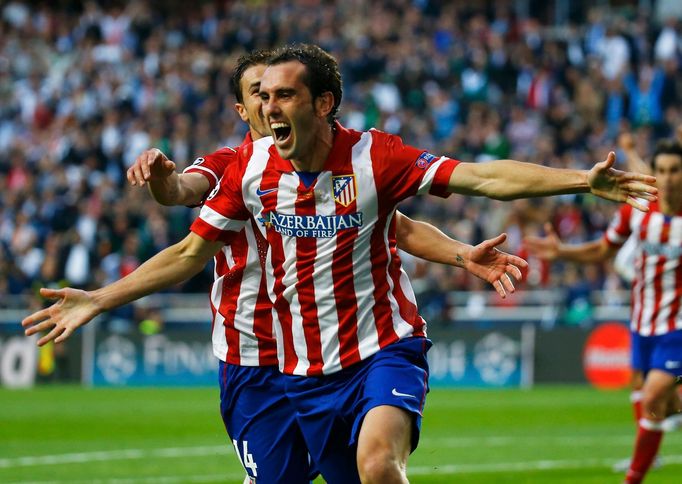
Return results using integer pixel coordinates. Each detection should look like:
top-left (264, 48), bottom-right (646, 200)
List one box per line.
top-left (231, 49), bottom-right (272, 104)
top-left (267, 43), bottom-right (342, 125)
top-left (651, 139), bottom-right (682, 169)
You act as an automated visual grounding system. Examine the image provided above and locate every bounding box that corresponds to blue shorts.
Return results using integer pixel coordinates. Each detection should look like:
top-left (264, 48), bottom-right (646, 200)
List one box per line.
top-left (631, 330), bottom-right (682, 379)
top-left (219, 362), bottom-right (314, 483)
top-left (282, 337), bottom-right (432, 484)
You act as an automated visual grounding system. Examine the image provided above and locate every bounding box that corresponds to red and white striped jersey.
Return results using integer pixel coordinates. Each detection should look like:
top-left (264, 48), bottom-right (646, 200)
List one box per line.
top-left (184, 133), bottom-right (278, 366)
top-left (605, 200), bottom-right (682, 336)
top-left (191, 122), bottom-right (459, 376)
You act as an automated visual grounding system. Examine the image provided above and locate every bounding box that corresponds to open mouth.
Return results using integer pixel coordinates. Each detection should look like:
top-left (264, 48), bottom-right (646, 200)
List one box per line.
top-left (271, 122), bottom-right (292, 143)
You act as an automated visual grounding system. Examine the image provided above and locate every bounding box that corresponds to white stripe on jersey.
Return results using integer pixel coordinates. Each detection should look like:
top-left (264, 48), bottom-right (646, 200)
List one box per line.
top-left (351, 132), bottom-right (381, 360)
top-left (201, 205), bottom-right (245, 232)
top-left (210, 272), bottom-right (228, 359)
top-left (183, 164), bottom-right (220, 186)
top-left (417, 156), bottom-right (449, 195)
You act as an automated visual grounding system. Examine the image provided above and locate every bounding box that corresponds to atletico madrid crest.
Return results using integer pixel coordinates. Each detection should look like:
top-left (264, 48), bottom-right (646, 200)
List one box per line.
top-left (332, 174), bottom-right (357, 206)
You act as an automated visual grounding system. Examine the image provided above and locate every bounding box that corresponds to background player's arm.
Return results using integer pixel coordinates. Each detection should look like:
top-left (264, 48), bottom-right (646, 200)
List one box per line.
top-left (127, 148), bottom-right (211, 206)
top-left (395, 212), bottom-right (527, 297)
top-left (447, 152), bottom-right (657, 211)
top-left (618, 132), bottom-right (652, 175)
top-left (523, 223), bottom-right (619, 263)
top-left (22, 233), bottom-right (223, 346)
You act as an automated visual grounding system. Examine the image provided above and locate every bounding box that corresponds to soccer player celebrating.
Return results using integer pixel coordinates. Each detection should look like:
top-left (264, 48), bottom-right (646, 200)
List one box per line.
top-left (35, 49), bottom-right (525, 483)
top-left (524, 139), bottom-right (682, 484)
top-left (24, 44), bottom-right (657, 483)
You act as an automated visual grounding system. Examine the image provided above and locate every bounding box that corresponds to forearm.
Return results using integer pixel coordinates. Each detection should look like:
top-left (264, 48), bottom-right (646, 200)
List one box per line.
top-left (91, 235), bottom-right (219, 311)
top-left (148, 173), bottom-right (209, 206)
top-left (395, 213), bottom-right (468, 267)
top-left (450, 160), bottom-right (590, 200)
top-left (556, 239), bottom-right (614, 264)
top-left (148, 171), bottom-right (182, 206)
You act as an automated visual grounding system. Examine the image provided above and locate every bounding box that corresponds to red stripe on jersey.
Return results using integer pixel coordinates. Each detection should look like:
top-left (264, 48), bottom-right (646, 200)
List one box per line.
top-left (253, 271), bottom-right (277, 365)
top-left (219, 236), bottom-right (247, 364)
top-left (386, 217), bottom-right (426, 336)
top-left (633, 211), bottom-right (653, 333)
top-left (294, 181), bottom-right (324, 375)
top-left (429, 159), bottom-right (458, 198)
top-left (649, 219), bottom-right (670, 334)
top-left (248, 209), bottom-right (278, 365)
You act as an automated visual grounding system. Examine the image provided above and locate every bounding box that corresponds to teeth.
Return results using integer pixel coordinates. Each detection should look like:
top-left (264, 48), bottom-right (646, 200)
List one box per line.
top-left (271, 122), bottom-right (290, 129)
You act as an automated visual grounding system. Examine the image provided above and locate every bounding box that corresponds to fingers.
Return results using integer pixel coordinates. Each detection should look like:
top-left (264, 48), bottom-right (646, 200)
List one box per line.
top-left (493, 280), bottom-right (506, 299)
top-left (604, 151), bottom-right (616, 168)
top-left (500, 272), bottom-right (516, 294)
top-left (21, 307), bottom-right (52, 328)
top-left (55, 326), bottom-right (75, 344)
top-left (506, 263), bottom-right (524, 280)
top-left (482, 233), bottom-right (507, 249)
top-left (38, 325), bottom-right (64, 347)
top-left (40, 287), bottom-right (64, 299)
top-left (128, 149), bottom-right (162, 187)
top-left (625, 196), bottom-right (650, 213)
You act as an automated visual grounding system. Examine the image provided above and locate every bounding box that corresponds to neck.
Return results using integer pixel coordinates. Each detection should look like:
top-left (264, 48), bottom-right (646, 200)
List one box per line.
top-left (290, 123), bottom-right (334, 172)
top-left (249, 128), bottom-right (262, 141)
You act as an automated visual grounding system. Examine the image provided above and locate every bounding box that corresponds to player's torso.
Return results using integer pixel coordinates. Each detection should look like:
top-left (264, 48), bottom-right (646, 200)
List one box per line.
top-left (630, 207), bottom-right (682, 335)
top-left (236, 134), bottom-right (423, 375)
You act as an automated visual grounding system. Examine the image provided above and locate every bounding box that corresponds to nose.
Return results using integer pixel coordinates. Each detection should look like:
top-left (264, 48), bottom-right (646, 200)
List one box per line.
top-left (262, 97), bottom-right (279, 118)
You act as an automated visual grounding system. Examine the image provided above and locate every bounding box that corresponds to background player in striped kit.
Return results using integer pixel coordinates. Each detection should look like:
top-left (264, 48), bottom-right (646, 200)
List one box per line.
top-left (524, 139), bottom-right (682, 484)
top-left (23, 49), bottom-right (528, 483)
top-left (189, 43), bottom-right (658, 483)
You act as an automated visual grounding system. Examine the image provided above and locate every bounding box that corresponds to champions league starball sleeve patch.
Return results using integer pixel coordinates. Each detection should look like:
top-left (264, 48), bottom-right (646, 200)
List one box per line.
top-left (415, 151), bottom-right (437, 169)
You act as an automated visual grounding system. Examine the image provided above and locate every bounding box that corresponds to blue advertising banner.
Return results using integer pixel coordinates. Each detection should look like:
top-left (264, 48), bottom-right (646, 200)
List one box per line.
top-left (90, 331), bottom-right (217, 386)
top-left (426, 325), bottom-right (534, 388)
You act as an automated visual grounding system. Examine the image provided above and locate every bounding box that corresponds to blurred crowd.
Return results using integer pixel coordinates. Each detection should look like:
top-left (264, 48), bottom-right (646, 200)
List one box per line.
top-left (1, 0), bottom-right (681, 323)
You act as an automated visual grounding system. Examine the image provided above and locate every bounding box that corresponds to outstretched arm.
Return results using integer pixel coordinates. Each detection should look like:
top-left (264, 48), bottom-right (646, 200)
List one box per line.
top-left (523, 222), bottom-right (619, 263)
top-left (22, 233), bottom-right (223, 346)
top-left (448, 152), bottom-right (657, 211)
top-left (127, 148), bottom-right (211, 206)
top-left (394, 212), bottom-right (527, 298)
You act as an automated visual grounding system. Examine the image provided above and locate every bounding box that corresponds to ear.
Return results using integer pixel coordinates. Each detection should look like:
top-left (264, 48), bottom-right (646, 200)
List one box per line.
top-left (234, 103), bottom-right (249, 123)
top-left (314, 92), bottom-right (334, 120)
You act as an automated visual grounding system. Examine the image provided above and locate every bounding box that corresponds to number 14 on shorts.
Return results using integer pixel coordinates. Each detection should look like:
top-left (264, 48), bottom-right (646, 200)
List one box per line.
top-left (232, 439), bottom-right (258, 478)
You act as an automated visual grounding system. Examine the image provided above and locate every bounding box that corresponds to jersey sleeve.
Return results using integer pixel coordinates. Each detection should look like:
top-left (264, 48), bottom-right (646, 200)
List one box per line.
top-left (182, 147), bottom-right (237, 206)
top-left (604, 204), bottom-right (633, 247)
top-left (370, 130), bottom-right (459, 204)
top-left (190, 153), bottom-right (250, 244)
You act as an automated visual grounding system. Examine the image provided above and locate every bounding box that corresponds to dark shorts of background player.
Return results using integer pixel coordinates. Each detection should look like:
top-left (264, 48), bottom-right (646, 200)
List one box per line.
top-left (631, 329), bottom-right (682, 380)
top-left (219, 362), bottom-right (317, 483)
top-left (282, 336), bottom-right (432, 484)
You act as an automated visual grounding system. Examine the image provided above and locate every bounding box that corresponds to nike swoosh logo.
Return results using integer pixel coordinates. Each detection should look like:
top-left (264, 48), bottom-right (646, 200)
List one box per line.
top-left (392, 388), bottom-right (417, 399)
top-left (256, 187), bottom-right (278, 196)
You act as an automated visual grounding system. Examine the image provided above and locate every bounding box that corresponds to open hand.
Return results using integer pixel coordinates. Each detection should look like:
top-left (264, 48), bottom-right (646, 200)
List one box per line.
top-left (22, 288), bottom-right (102, 346)
top-left (465, 233), bottom-right (528, 298)
top-left (587, 151), bottom-right (657, 212)
top-left (522, 223), bottom-right (561, 261)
